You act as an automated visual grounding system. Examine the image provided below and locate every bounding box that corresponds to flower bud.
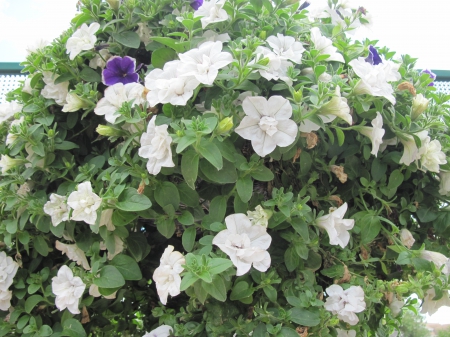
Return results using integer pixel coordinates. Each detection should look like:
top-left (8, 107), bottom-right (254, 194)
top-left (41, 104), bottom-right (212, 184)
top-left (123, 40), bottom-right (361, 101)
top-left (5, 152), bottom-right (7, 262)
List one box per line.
top-left (47, 129), bottom-right (55, 138)
top-left (411, 94), bottom-right (429, 120)
top-left (13, 113), bottom-right (21, 120)
top-left (106, 0), bottom-right (120, 10)
top-left (62, 93), bottom-right (91, 113)
top-left (258, 57), bottom-right (270, 66)
top-left (259, 31), bottom-right (267, 40)
top-left (216, 117), bottom-right (233, 135)
top-left (176, 130), bottom-right (184, 137)
top-left (25, 116), bottom-right (34, 123)
top-left (395, 284), bottom-right (409, 294)
top-left (293, 90), bottom-right (303, 103)
top-left (96, 125), bottom-right (125, 137)
top-left (399, 229), bottom-right (415, 249)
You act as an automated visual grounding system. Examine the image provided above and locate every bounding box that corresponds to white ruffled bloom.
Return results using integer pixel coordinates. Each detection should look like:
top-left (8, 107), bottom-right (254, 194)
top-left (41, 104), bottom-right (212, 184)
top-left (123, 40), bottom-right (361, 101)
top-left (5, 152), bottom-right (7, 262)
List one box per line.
top-left (212, 213), bottom-right (272, 276)
top-left (6, 116), bottom-right (25, 146)
top-left (55, 241), bottom-right (91, 271)
top-left (439, 171), bottom-right (450, 196)
top-left (359, 111), bottom-right (385, 157)
top-left (52, 265), bottom-right (86, 314)
top-left (0, 101), bottom-right (22, 124)
top-left (66, 22), bottom-right (100, 60)
top-left (143, 325), bottom-right (173, 337)
top-left (316, 202), bottom-right (354, 248)
top-left (138, 116), bottom-right (175, 175)
top-left (318, 86), bottom-right (352, 125)
top-left (0, 252), bottom-right (19, 291)
top-left (399, 229), bottom-right (415, 249)
top-left (89, 49), bottom-right (112, 70)
top-left (44, 194), bottom-right (70, 226)
top-left (89, 284), bottom-right (116, 299)
top-left (421, 288), bottom-right (450, 315)
top-left (399, 131), bottom-right (428, 166)
top-left (324, 284), bottom-right (366, 325)
top-left (420, 250), bottom-right (449, 275)
top-left (202, 30), bottom-right (231, 43)
top-left (67, 182), bottom-right (102, 225)
top-left (136, 23), bottom-right (152, 45)
top-left (310, 27), bottom-right (345, 63)
top-left (194, 0), bottom-right (229, 28)
top-left (145, 60), bottom-right (200, 107)
top-left (62, 92), bottom-right (90, 112)
top-left (26, 39), bottom-right (49, 55)
top-left (417, 137), bottom-right (447, 173)
top-left (41, 72), bottom-right (70, 106)
top-left (247, 205), bottom-right (270, 228)
top-left (266, 34), bottom-right (305, 64)
top-left (153, 245), bottom-right (185, 305)
top-left (0, 289), bottom-right (12, 311)
top-left (336, 329), bottom-right (356, 337)
top-left (389, 295), bottom-right (404, 317)
top-left (349, 57), bottom-right (401, 105)
top-left (255, 46), bottom-right (293, 85)
top-left (235, 96), bottom-right (298, 157)
top-left (179, 41), bottom-right (233, 85)
top-left (0, 155), bottom-right (24, 174)
top-left (94, 82), bottom-right (145, 124)
top-left (411, 94), bottom-right (429, 120)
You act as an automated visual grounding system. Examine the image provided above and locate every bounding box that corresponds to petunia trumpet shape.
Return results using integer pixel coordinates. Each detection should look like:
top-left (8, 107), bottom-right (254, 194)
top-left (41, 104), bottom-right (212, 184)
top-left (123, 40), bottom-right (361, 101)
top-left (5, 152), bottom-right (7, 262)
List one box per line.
top-left (421, 288), bottom-right (450, 315)
top-left (324, 284), bottom-right (366, 325)
top-left (234, 96), bottom-right (298, 157)
top-left (315, 202), bottom-right (354, 248)
top-left (358, 111), bottom-right (385, 157)
top-left (419, 250), bottom-right (449, 275)
top-left (399, 130), bottom-right (428, 166)
top-left (212, 213), bottom-right (272, 276)
top-left (51, 265), bottom-right (86, 314)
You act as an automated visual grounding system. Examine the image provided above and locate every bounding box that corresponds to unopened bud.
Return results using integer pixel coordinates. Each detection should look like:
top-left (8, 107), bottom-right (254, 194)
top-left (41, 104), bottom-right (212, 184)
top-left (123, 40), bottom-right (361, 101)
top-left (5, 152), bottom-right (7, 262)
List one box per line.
top-left (47, 129), bottom-right (55, 138)
top-left (25, 116), bottom-right (33, 123)
top-left (259, 31), bottom-right (267, 40)
top-left (293, 90), bottom-right (303, 103)
top-left (106, 0), bottom-right (120, 11)
top-left (411, 94), bottom-right (429, 120)
top-left (216, 117), bottom-right (233, 134)
top-left (329, 317), bottom-right (340, 326)
top-left (399, 229), bottom-right (415, 249)
top-left (96, 125), bottom-right (125, 137)
top-left (13, 113), bottom-right (21, 120)
top-left (176, 130), bottom-right (184, 137)
top-left (395, 285), bottom-right (409, 294)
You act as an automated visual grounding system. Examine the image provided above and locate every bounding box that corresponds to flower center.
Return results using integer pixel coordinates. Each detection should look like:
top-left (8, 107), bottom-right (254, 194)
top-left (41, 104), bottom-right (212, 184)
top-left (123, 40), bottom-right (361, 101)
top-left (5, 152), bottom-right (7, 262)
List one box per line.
top-left (259, 116), bottom-right (278, 136)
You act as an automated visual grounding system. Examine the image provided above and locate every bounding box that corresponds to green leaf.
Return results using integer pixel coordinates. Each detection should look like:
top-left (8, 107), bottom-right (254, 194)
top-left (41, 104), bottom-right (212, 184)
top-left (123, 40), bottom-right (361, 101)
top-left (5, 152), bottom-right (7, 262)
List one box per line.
top-left (280, 327), bottom-right (303, 337)
top-left (181, 151), bottom-right (199, 189)
top-left (178, 182), bottom-right (200, 207)
top-left (236, 175), bottom-right (253, 202)
top-left (156, 217), bottom-right (176, 238)
top-left (39, 325), bottom-right (53, 337)
top-left (208, 258), bottom-right (233, 275)
top-left (79, 67), bottom-right (101, 82)
top-left (54, 72), bottom-right (75, 84)
top-left (126, 233), bottom-right (150, 262)
top-left (291, 217), bottom-right (309, 241)
top-left (202, 196), bottom-right (227, 225)
top-left (180, 272), bottom-right (199, 291)
top-left (33, 236), bottom-right (49, 256)
top-left (388, 169), bottom-right (404, 191)
top-left (110, 254), bottom-right (142, 280)
top-left (314, 65), bottom-right (327, 78)
top-left (250, 165), bottom-right (274, 181)
top-left (335, 127), bottom-right (345, 146)
top-left (320, 265), bottom-right (344, 278)
top-left (155, 181), bottom-right (180, 211)
top-left (150, 36), bottom-right (190, 53)
top-left (112, 31), bottom-right (141, 49)
top-left (94, 265), bottom-right (125, 288)
top-left (24, 295), bottom-right (44, 313)
top-left (416, 207), bottom-right (438, 223)
top-left (198, 139), bottom-right (223, 170)
top-left (54, 141), bottom-right (79, 150)
top-left (285, 246), bottom-right (299, 272)
top-left (111, 209), bottom-right (138, 226)
top-left (178, 211), bottom-right (194, 225)
top-left (116, 188), bottom-right (152, 212)
top-left (230, 281), bottom-right (254, 301)
top-left (182, 226), bottom-right (196, 252)
top-left (396, 251), bottom-right (411, 265)
top-left (263, 285), bottom-right (277, 302)
top-left (151, 47), bottom-right (177, 68)
top-left (360, 213), bottom-right (381, 244)
top-left (202, 276), bottom-right (227, 302)
top-left (371, 158), bottom-right (387, 182)
top-left (200, 158), bottom-right (237, 184)
top-left (289, 307), bottom-right (320, 327)
top-left (61, 318), bottom-right (87, 337)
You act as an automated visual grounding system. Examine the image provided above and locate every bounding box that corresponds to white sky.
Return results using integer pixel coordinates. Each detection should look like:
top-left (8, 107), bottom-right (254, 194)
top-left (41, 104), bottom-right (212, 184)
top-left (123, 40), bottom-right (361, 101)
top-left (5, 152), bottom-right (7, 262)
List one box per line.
top-left (0, 0), bottom-right (449, 325)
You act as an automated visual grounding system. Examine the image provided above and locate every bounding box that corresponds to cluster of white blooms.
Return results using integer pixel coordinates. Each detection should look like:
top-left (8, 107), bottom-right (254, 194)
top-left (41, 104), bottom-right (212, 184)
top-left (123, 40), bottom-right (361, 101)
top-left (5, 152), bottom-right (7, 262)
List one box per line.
top-left (194, 0), bottom-right (228, 28)
top-left (315, 202), bottom-right (354, 248)
top-left (0, 252), bottom-right (19, 311)
top-left (44, 181), bottom-right (102, 226)
top-left (143, 325), bottom-right (173, 337)
top-left (0, 101), bottom-right (23, 124)
top-left (41, 72), bottom-right (70, 106)
top-left (213, 213), bottom-right (272, 276)
top-left (51, 265), bottom-right (86, 314)
top-left (66, 22), bottom-right (100, 60)
top-left (324, 284), bottom-right (366, 325)
top-left (153, 245), bottom-right (185, 305)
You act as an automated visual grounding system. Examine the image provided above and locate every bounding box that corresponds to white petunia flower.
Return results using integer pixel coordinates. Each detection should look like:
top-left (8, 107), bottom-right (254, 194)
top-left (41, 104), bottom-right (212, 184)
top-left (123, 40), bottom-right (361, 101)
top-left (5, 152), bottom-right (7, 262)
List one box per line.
top-left (44, 194), bottom-right (70, 226)
top-left (6, 116), bottom-right (25, 146)
top-left (316, 202), bottom-right (354, 248)
top-left (399, 131), bottom-right (428, 166)
top-left (22, 77), bottom-right (33, 94)
top-left (136, 23), bottom-right (152, 45)
top-left (421, 288), bottom-right (450, 315)
top-left (153, 245), bottom-right (185, 305)
top-left (26, 39), bottom-right (49, 55)
top-left (143, 325), bottom-right (174, 337)
top-left (179, 41), bottom-right (233, 85)
top-left (411, 94), bottom-right (429, 120)
top-left (145, 60), bottom-right (200, 107)
top-left (89, 284), bottom-right (117, 299)
top-left (52, 265), bottom-right (86, 314)
top-left (138, 116), bottom-right (175, 175)
top-left (439, 172), bottom-right (450, 196)
top-left (94, 82), bottom-right (145, 124)
top-left (194, 0), bottom-right (229, 28)
top-left (247, 205), bottom-right (270, 228)
top-left (89, 49), bottom-right (112, 70)
top-left (0, 252), bottom-right (19, 292)
top-left (0, 101), bottom-right (22, 124)
top-left (99, 209), bottom-right (116, 231)
top-left (55, 241), bottom-right (91, 271)
top-left (336, 329), bottom-right (356, 337)
top-left (66, 22), bottom-right (100, 60)
top-left (212, 213), bottom-right (272, 276)
top-left (389, 295), bottom-right (404, 317)
top-left (235, 96), bottom-right (298, 157)
top-left (0, 155), bottom-right (25, 174)
top-left (419, 250), bottom-right (449, 275)
top-left (324, 284), bottom-right (366, 325)
top-left (62, 92), bottom-right (91, 112)
top-left (349, 57), bottom-right (400, 105)
top-left (359, 111), bottom-right (385, 157)
top-left (310, 27), bottom-right (345, 63)
top-left (318, 86), bottom-right (352, 125)
top-left (399, 229), bottom-right (415, 249)
top-left (266, 34), bottom-right (305, 64)
top-left (41, 72), bottom-right (70, 106)
top-left (67, 182), bottom-right (102, 225)
top-left (417, 137), bottom-right (447, 173)
top-left (255, 46), bottom-right (293, 85)
top-left (0, 289), bottom-right (12, 311)
top-left (201, 30), bottom-right (231, 43)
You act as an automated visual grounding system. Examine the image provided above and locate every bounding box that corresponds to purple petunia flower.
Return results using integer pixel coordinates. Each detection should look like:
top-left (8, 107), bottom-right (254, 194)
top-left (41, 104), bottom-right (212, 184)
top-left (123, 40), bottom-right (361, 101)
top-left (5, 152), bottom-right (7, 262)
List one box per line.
top-left (190, 0), bottom-right (203, 10)
top-left (420, 69), bottom-right (437, 87)
top-left (102, 56), bottom-right (139, 86)
top-left (364, 45), bottom-right (382, 65)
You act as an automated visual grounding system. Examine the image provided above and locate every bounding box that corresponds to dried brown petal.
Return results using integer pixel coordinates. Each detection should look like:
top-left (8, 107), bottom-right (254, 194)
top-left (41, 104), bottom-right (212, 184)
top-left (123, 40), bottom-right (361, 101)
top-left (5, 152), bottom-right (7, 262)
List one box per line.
top-left (330, 165), bottom-right (348, 183)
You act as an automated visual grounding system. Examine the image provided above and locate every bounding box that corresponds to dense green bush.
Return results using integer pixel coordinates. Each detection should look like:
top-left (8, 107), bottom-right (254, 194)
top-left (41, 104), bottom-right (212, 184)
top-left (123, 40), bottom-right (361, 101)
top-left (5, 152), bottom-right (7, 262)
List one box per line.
top-left (0, 0), bottom-right (449, 336)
